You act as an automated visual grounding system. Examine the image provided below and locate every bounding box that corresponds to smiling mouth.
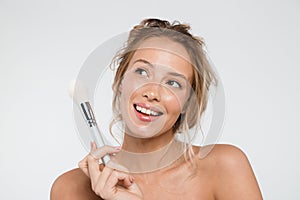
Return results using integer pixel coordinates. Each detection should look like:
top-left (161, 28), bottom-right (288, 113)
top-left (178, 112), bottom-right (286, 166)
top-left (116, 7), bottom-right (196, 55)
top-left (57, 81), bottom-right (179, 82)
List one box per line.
top-left (133, 104), bottom-right (163, 116)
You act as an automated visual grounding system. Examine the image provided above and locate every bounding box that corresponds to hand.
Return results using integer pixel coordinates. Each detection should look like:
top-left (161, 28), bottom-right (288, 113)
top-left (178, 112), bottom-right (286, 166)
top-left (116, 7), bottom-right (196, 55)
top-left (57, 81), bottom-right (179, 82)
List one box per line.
top-left (78, 143), bottom-right (143, 200)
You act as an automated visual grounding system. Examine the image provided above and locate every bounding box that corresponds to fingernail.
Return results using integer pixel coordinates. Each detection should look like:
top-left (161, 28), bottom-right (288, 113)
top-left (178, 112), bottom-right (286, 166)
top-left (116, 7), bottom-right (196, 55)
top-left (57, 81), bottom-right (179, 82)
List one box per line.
top-left (90, 142), bottom-right (96, 151)
top-left (90, 142), bottom-right (94, 152)
top-left (130, 176), bottom-right (134, 183)
top-left (114, 146), bottom-right (121, 150)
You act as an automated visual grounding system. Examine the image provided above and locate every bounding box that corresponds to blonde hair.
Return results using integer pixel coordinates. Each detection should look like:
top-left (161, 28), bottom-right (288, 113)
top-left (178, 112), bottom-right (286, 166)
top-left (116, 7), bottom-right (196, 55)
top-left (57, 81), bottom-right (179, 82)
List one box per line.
top-left (110, 18), bottom-right (217, 161)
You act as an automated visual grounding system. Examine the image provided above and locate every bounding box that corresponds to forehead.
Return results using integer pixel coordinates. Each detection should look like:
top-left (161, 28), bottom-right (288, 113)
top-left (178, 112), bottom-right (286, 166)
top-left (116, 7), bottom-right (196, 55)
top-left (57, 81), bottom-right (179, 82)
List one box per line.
top-left (129, 37), bottom-right (194, 82)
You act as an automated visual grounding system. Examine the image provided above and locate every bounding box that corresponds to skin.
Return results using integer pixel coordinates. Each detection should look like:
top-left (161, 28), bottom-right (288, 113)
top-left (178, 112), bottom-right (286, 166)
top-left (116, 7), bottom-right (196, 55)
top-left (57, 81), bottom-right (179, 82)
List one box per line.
top-left (119, 37), bottom-right (193, 152)
top-left (50, 38), bottom-right (263, 200)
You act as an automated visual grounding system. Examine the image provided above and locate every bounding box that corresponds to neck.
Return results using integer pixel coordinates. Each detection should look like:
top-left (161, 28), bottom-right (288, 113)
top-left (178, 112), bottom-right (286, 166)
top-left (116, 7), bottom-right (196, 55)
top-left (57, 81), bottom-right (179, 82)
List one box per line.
top-left (108, 136), bottom-right (186, 173)
top-left (122, 128), bottom-right (175, 153)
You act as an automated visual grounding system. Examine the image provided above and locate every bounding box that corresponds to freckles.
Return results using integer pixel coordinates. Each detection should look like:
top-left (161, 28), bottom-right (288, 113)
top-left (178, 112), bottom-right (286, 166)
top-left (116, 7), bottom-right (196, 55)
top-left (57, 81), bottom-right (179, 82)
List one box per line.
top-left (163, 94), bottom-right (182, 112)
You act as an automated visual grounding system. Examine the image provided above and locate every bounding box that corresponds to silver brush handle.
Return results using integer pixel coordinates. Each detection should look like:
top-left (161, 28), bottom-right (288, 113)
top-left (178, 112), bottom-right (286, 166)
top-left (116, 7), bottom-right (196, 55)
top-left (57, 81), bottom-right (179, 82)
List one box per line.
top-left (80, 102), bottom-right (110, 165)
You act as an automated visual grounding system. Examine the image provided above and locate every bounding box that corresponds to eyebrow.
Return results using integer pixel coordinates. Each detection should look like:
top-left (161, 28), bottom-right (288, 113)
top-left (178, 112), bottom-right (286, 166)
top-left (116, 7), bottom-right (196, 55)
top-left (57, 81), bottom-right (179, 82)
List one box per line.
top-left (133, 59), bottom-right (154, 68)
top-left (133, 58), bottom-right (188, 81)
top-left (167, 72), bottom-right (187, 81)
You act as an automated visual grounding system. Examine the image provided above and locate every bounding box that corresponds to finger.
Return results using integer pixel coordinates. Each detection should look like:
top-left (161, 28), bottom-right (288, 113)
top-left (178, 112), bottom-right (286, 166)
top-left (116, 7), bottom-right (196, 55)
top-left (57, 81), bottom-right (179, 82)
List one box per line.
top-left (99, 170), bottom-right (133, 199)
top-left (90, 141), bottom-right (97, 151)
top-left (79, 145), bottom-right (121, 180)
top-left (95, 167), bottom-right (114, 190)
top-left (87, 153), bottom-right (102, 188)
top-left (90, 145), bottom-right (121, 160)
top-left (104, 170), bottom-right (134, 190)
top-left (78, 154), bottom-right (91, 177)
top-left (120, 175), bottom-right (134, 188)
top-left (78, 142), bottom-right (100, 177)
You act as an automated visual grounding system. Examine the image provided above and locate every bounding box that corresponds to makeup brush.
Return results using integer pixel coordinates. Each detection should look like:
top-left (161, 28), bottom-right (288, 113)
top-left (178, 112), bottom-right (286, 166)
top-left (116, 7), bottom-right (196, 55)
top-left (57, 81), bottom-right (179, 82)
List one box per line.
top-left (68, 80), bottom-right (110, 165)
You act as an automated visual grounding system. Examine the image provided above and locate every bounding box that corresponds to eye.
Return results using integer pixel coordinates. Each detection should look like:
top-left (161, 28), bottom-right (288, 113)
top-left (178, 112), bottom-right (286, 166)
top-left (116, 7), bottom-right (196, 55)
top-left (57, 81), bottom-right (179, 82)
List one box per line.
top-left (166, 80), bottom-right (182, 88)
top-left (135, 68), bottom-right (148, 77)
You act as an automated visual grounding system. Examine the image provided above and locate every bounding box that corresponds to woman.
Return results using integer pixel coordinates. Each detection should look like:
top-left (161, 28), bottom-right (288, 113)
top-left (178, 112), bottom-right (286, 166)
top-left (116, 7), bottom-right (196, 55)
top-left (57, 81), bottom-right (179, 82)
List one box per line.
top-left (51, 18), bottom-right (263, 199)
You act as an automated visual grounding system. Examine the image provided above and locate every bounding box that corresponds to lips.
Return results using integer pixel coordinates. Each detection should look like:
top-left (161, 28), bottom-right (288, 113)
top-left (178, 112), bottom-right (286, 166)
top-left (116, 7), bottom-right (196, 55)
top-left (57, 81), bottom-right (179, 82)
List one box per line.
top-left (133, 103), bottom-right (163, 122)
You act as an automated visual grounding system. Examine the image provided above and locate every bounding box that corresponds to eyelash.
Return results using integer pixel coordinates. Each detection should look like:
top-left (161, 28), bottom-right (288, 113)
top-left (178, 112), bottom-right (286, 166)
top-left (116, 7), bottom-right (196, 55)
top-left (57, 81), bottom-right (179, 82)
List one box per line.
top-left (134, 67), bottom-right (182, 89)
top-left (134, 68), bottom-right (148, 77)
top-left (166, 80), bottom-right (182, 88)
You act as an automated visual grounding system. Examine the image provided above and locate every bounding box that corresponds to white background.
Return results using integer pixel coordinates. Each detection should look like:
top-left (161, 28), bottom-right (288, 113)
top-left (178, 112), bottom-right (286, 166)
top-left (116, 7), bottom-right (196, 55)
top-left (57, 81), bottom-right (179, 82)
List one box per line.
top-left (1, 0), bottom-right (299, 199)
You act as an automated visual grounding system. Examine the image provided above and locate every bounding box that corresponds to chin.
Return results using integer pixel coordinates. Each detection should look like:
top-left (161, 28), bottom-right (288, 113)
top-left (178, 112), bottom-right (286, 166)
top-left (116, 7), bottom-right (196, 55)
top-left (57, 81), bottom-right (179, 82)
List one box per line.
top-left (124, 119), bottom-right (166, 139)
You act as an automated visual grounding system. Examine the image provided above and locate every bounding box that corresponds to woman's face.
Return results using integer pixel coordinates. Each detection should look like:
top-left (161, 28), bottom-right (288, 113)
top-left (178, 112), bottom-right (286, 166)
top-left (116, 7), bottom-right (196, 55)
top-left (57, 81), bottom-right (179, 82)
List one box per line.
top-left (119, 37), bottom-right (194, 139)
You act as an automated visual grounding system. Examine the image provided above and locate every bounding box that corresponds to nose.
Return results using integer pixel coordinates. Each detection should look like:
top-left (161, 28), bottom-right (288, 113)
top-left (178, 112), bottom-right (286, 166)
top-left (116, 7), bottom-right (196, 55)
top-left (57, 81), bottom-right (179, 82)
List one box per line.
top-left (142, 84), bottom-right (161, 102)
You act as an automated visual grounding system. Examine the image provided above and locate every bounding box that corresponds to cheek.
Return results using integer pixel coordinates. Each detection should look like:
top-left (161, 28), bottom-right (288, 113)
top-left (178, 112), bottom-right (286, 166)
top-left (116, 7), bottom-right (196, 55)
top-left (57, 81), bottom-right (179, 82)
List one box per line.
top-left (163, 92), bottom-right (185, 114)
top-left (119, 80), bottom-right (138, 104)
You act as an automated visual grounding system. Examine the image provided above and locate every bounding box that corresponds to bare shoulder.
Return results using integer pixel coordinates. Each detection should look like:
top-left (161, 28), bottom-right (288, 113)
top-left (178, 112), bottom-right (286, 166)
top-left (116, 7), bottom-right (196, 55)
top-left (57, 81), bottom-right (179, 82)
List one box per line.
top-left (50, 168), bottom-right (101, 200)
top-left (205, 144), bottom-right (248, 164)
top-left (193, 144), bottom-right (247, 166)
top-left (194, 144), bottom-right (263, 199)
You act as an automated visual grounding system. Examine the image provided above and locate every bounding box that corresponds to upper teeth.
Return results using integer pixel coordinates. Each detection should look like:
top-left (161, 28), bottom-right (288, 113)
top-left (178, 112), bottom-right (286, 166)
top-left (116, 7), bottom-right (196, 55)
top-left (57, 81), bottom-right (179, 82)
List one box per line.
top-left (136, 105), bottom-right (160, 116)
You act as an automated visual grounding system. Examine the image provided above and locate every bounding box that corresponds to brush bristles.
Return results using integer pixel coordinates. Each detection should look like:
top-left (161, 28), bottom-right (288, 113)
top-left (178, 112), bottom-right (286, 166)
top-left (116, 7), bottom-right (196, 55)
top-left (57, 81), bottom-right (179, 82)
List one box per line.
top-left (68, 79), bottom-right (89, 104)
